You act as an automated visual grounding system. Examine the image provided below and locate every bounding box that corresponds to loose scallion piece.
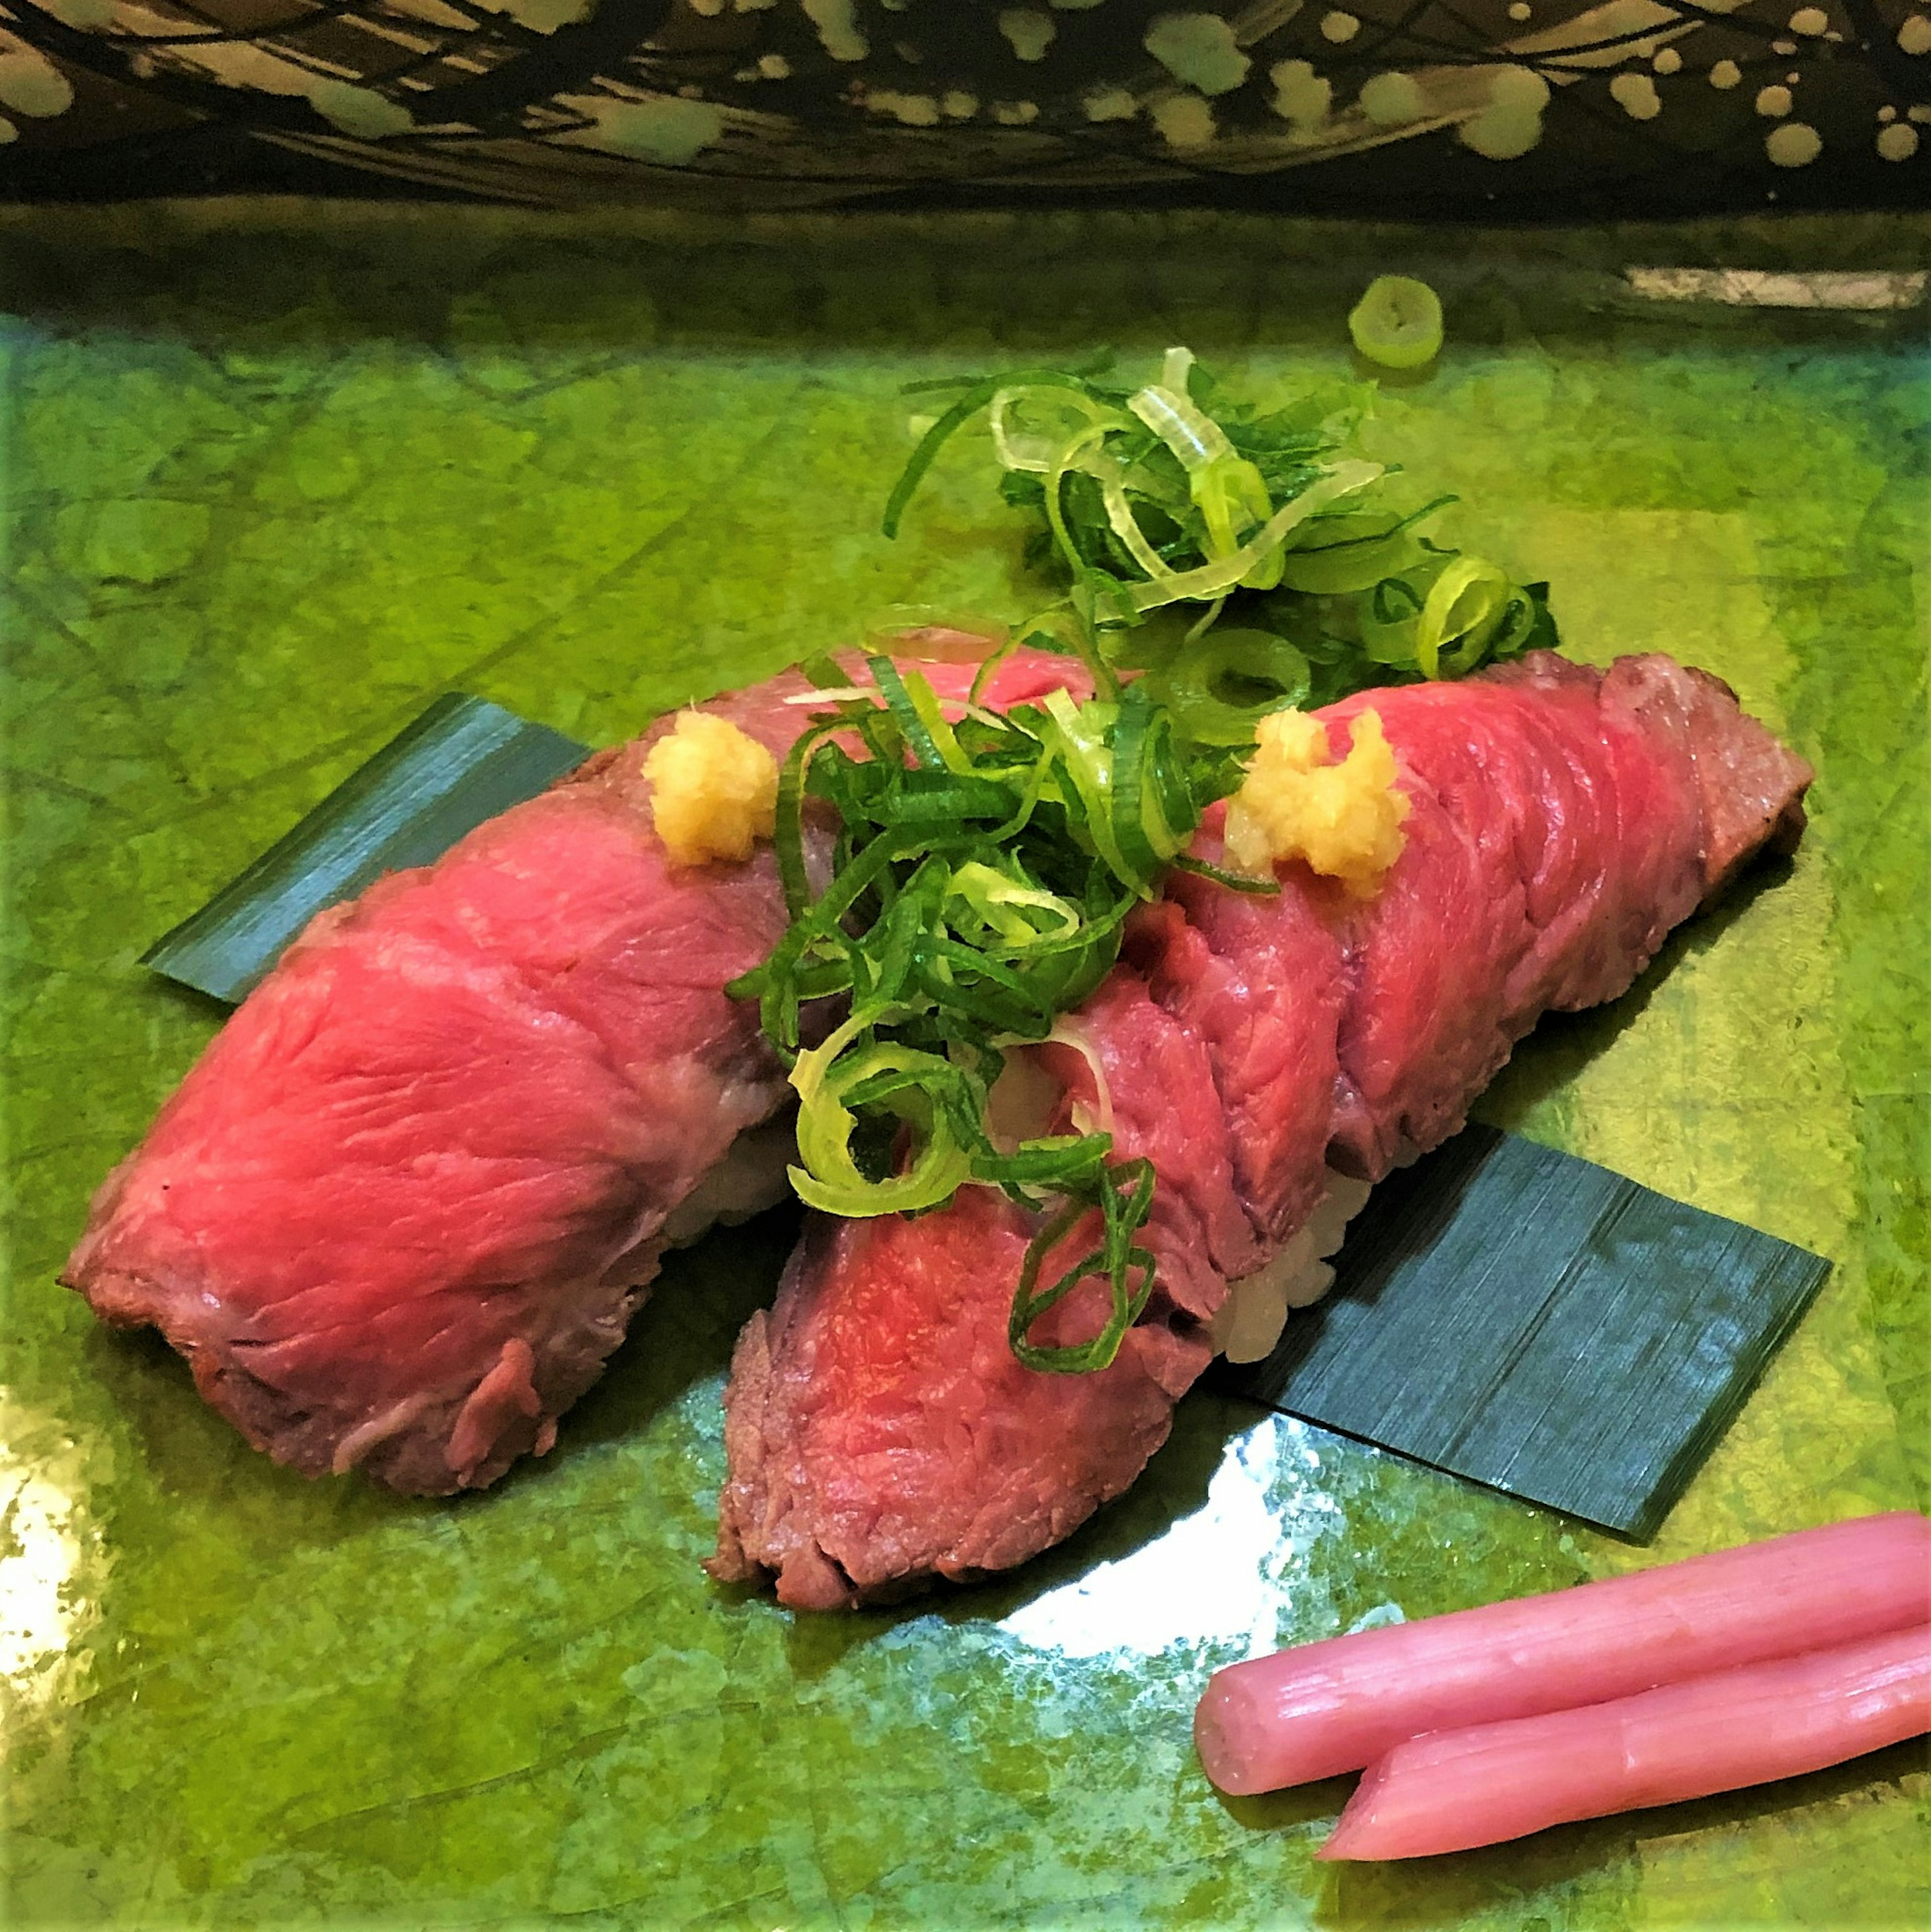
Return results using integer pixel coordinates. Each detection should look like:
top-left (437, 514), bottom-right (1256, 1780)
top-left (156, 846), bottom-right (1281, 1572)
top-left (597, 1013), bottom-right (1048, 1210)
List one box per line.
top-left (1348, 275), bottom-right (1446, 371)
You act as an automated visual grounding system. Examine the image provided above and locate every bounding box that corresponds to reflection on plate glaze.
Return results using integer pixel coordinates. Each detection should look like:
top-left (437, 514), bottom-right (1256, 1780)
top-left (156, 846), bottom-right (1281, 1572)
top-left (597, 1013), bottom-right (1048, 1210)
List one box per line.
top-left (997, 1415), bottom-right (1341, 1664)
top-left (0, 1392), bottom-right (109, 1731)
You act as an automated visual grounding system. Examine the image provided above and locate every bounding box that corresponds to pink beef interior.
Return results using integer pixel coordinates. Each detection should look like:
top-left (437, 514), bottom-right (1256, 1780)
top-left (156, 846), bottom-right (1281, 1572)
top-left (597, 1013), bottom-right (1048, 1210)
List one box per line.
top-left (66, 745), bottom-right (794, 1493)
top-left (710, 653), bottom-right (1813, 1608)
top-left (712, 1189), bottom-right (1212, 1612)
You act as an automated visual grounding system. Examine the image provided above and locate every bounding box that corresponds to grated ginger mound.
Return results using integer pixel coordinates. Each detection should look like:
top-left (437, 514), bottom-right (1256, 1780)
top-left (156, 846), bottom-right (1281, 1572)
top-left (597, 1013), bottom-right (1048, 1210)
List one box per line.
top-left (1223, 706), bottom-right (1410, 895)
top-left (643, 712), bottom-right (779, 866)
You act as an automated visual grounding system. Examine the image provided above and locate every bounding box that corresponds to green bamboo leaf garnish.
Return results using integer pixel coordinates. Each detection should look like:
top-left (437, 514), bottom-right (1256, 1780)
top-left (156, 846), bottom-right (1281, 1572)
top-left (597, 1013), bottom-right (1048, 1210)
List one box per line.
top-left (1218, 1125), bottom-right (1832, 1539)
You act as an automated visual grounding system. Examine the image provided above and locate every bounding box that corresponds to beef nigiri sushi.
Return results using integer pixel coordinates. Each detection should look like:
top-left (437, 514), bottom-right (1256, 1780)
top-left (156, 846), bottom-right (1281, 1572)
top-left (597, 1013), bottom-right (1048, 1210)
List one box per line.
top-left (61, 650), bottom-right (1090, 1494)
top-left (710, 652), bottom-right (1814, 1607)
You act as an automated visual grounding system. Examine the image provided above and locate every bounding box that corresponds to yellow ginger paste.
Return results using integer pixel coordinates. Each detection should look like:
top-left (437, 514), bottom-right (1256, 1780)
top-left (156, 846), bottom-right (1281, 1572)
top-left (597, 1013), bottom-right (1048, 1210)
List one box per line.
top-left (643, 712), bottom-right (779, 865)
top-left (1223, 707), bottom-right (1410, 894)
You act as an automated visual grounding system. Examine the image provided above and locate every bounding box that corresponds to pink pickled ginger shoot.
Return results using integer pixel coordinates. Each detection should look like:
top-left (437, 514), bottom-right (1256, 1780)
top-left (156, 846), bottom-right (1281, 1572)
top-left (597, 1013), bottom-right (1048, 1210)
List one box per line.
top-left (1319, 1623), bottom-right (1931, 1860)
top-left (1196, 1512), bottom-right (1931, 1796)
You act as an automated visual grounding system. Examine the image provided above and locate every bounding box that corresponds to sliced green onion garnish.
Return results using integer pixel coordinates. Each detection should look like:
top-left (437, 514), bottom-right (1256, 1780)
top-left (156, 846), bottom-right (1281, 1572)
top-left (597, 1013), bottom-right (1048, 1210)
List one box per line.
top-left (885, 362), bottom-right (1116, 540)
top-left (733, 649), bottom-right (1216, 1372)
top-left (1120, 461), bottom-right (1385, 614)
top-left (789, 1018), bottom-right (978, 1217)
top-left (947, 861), bottom-right (1084, 948)
top-left (732, 346), bottom-right (1563, 1377)
top-left (1128, 382), bottom-right (1239, 474)
top-left (1415, 555), bottom-right (1512, 679)
top-left (1276, 495), bottom-right (1458, 596)
top-left (1152, 628), bottom-right (1313, 747)
top-left (1007, 1159), bottom-right (1159, 1374)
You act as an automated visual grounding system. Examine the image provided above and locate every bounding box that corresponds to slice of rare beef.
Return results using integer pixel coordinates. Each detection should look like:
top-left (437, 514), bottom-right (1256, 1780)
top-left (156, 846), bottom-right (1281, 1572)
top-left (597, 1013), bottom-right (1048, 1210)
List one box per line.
top-left (63, 651), bottom-right (1088, 1495)
top-left (712, 1191), bottom-right (1212, 1611)
top-left (711, 956), bottom-right (1248, 1607)
top-left (713, 653), bottom-right (1814, 1605)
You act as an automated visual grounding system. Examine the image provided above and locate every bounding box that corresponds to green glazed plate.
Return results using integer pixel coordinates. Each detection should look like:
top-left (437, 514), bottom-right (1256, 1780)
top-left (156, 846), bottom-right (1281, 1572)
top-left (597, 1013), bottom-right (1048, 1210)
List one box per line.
top-left (3, 204), bottom-right (1926, 1931)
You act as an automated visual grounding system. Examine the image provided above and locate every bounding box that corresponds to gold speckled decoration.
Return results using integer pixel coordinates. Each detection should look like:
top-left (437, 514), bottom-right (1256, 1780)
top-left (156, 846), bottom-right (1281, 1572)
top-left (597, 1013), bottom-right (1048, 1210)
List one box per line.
top-left (6, 1), bottom-right (1931, 211)
top-left (2, 203), bottom-right (1927, 1930)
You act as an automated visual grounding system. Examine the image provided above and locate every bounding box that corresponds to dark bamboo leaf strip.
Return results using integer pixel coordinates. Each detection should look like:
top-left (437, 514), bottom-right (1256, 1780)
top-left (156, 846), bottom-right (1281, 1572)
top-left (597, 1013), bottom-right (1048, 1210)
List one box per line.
top-left (1214, 1125), bottom-right (1832, 1541)
top-left (142, 695), bottom-right (590, 1007)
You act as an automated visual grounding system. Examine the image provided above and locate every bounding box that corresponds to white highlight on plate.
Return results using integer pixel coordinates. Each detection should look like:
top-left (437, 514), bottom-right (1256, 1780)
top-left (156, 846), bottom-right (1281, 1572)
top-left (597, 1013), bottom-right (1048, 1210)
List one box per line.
top-left (1625, 268), bottom-right (1928, 310)
top-left (997, 1415), bottom-right (1338, 1661)
top-left (0, 1394), bottom-right (107, 1731)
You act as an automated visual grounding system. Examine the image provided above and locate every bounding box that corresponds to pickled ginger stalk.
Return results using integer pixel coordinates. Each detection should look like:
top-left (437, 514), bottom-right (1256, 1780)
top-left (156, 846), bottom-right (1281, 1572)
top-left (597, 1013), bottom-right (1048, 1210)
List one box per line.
top-left (1194, 1512), bottom-right (1931, 1796)
top-left (1319, 1625), bottom-right (1931, 1860)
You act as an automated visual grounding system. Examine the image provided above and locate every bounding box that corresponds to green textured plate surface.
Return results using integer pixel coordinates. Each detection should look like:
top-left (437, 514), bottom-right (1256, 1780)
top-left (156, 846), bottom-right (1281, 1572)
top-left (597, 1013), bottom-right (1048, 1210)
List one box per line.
top-left (3, 205), bottom-right (1927, 1931)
